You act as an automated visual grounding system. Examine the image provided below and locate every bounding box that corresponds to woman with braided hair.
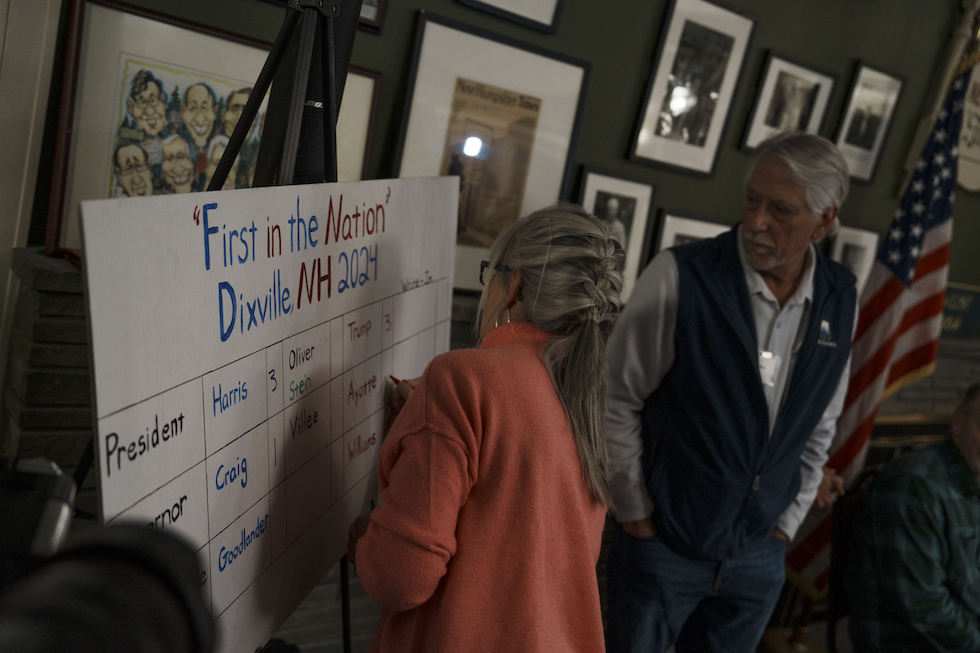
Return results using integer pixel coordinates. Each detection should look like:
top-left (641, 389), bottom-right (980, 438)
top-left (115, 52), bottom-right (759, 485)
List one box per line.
top-left (347, 204), bottom-right (624, 652)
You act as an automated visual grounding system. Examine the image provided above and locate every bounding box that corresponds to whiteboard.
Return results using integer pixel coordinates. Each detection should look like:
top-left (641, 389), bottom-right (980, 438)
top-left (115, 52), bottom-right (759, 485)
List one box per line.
top-left (80, 177), bottom-right (458, 652)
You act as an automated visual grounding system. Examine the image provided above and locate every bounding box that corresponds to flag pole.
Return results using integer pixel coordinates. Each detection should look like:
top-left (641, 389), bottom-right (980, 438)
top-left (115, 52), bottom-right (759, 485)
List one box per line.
top-left (900, 0), bottom-right (980, 195)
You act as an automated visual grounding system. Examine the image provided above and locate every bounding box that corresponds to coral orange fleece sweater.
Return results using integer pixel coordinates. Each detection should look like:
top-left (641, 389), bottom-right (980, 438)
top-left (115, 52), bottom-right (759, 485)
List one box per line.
top-left (356, 322), bottom-right (607, 652)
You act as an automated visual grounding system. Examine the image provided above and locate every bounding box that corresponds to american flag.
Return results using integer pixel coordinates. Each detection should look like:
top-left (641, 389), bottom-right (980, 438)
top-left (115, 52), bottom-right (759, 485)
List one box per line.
top-left (785, 68), bottom-right (968, 595)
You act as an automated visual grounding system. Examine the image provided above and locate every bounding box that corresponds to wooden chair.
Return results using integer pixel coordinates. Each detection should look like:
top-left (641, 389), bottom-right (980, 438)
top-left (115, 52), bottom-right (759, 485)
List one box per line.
top-left (825, 469), bottom-right (877, 653)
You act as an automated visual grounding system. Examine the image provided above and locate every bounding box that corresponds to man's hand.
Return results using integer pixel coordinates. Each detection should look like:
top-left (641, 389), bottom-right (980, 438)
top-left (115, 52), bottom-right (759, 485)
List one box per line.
top-left (772, 528), bottom-right (789, 542)
top-left (816, 466), bottom-right (846, 509)
top-left (622, 516), bottom-right (657, 539)
top-left (347, 514), bottom-right (371, 567)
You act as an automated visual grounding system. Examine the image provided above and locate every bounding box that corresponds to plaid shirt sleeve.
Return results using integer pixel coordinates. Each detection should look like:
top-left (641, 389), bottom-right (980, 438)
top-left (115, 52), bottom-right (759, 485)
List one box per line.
top-left (850, 448), bottom-right (980, 653)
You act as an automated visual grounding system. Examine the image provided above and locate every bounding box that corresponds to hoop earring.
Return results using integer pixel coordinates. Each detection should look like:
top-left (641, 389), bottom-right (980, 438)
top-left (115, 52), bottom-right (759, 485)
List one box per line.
top-left (494, 307), bottom-right (511, 330)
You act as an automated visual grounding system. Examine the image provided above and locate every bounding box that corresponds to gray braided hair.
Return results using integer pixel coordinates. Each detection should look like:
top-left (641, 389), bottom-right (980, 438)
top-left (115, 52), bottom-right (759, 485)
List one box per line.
top-left (481, 203), bottom-right (625, 507)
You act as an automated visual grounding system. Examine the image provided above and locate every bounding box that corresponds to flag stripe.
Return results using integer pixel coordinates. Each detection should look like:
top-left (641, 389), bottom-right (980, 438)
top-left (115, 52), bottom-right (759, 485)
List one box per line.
top-left (853, 276), bottom-right (905, 342)
top-left (844, 338), bottom-right (897, 407)
top-left (884, 361), bottom-right (937, 401)
top-left (887, 341), bottom-right (940, 387)
top-left (828, 411), bottom-right (876, 471)
top-left (850, 301), bottom-right (908, 372)
top-left (860, 259), bottom-right (897, 300)
top-left (896, 294), bottom-right (945, 336)
top-left (914, 243), bottom-right (951, 279)
top-left (787, 512), bottom-right (833, 569)
top-left (891, 314), bottom-right (944, 363)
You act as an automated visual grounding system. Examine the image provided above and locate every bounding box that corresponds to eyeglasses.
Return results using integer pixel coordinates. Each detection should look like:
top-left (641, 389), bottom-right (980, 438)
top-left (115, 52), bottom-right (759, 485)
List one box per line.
top-left (479, 260), bottom-right (510, 285)
top-left (133, 94), bottom-right (164, 111)
top-left (117, 163), bottom-right (149, 178)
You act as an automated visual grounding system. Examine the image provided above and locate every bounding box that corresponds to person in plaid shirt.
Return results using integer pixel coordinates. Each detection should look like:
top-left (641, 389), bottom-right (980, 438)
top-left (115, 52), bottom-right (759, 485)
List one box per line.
top-left (847, 383), bottom-right (980, 652)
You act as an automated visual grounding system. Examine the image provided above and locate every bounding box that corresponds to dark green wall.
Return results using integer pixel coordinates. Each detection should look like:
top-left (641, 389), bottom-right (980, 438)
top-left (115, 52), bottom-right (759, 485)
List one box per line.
top-left (90, 0), bottom-right (980, 284)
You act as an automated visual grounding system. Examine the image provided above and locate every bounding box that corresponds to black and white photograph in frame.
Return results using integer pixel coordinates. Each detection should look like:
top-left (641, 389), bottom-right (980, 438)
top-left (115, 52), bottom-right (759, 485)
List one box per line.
top-left (358, 0), bottom-right (389, 32)
top-left (830, 225), bottom-right (879, 294)
top-left (395, 13), bottom-right (589, 291)
top-left (458, 0), bottom-right (564, 33)
top-left (742, 52), bottom-right (836, 150)
top-left (631, 0), bottom-right (755, 175)
top-left (578, 168), bottom-right (656, 303)
top-left (655, 213), bottom-right (729, 253)
top-left (835, 62), bottom-right (904, 182)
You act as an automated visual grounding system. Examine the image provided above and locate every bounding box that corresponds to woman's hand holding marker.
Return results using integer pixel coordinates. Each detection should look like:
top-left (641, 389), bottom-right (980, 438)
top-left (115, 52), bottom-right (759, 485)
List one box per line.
top-left (388, 375), bottom-right (421, 424)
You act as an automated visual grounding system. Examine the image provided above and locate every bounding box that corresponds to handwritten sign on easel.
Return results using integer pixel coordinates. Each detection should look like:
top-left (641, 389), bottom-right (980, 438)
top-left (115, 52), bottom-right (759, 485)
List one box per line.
top-left (81, 176), bottom-right (457, 652)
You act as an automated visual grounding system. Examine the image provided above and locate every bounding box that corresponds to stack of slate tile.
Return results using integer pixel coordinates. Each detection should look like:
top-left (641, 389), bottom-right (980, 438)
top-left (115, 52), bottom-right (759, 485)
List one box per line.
top-left (2, 248), bottom-right (91, 476)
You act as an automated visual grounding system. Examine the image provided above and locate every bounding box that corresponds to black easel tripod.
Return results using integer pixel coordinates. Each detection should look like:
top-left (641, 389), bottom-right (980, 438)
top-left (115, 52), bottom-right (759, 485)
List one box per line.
top-left (207, 0), bottom-right (362, 191)
top-left (206, 1), bottom-right (363, 651)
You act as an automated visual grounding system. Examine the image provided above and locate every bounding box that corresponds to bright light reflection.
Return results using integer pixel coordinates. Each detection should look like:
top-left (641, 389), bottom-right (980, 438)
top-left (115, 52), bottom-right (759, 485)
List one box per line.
top-left (463, 136), bottom-right (483, 157)
top-left (669, 86), bottom-right (696, 116)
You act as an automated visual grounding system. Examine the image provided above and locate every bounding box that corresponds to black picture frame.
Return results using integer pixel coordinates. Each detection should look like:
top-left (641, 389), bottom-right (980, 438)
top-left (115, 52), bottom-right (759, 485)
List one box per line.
top-left (357, 0), bottom-right (389, 33)
top-left (653, 210), bottom-right (729, 255)
top-left (741, 51), bottom-right (837, 151)
top-left (834, 61), bottom-right (905, 183)
top-left (258, 0), bottom-right (388, 33)
top-left (394, 12), bottom-right (590, 291)
top-left (629, 0), bottom-right (756, 176)
top-left (830, 225), bottom-right (879, 294)
top-left (457, 0), bottom-right (564, 34)
top-left (577, 166), bottom-right (657, 303)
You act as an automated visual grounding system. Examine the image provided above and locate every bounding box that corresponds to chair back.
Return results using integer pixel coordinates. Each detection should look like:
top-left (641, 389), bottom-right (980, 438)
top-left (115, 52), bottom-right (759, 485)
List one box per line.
top-left (826, 469), bottom-right (877, 652)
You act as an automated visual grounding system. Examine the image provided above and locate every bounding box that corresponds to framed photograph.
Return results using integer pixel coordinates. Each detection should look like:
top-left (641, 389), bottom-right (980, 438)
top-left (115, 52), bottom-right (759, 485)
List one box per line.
top-left (831, 226), bottom-right (879, 294)
top-left (578, 168), bottom-right (656, 303)
top-left (742, 52), bottom-right (836, 150)
top-left (654, 212), bottom-right (729, 253)
top-left (834, 62), bottom-right (904, 182)
top-left (458, 0), bottom-right (564, 33)
top-left (630, 0), bottom-right (755, 176)
top-left (339, 65), bottom-right (383, 181)
top-left (46, 0), bottom-right (380, 252)
top-left (358, 0), bottom-right (389, 33)
top-left (395, 12), bottom-right (590, 291)
top-left (259, 0), bottom-right (389, 33)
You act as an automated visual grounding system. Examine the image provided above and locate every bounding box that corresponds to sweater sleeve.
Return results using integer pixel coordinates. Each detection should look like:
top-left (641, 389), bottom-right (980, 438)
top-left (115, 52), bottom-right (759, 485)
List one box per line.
top-left (604, 251), bottom-right (678, 522)
top-left (356, 426), bottom-right (474, 611)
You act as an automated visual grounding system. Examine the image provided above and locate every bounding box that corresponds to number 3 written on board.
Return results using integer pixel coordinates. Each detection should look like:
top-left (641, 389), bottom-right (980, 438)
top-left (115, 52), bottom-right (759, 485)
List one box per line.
top-left (269, 370), bottom-right (277, 392)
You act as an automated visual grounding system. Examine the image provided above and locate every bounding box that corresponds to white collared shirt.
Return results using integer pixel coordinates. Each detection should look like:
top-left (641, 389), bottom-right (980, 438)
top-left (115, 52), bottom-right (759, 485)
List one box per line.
top-left (736, 226), bottom-right (815, 436)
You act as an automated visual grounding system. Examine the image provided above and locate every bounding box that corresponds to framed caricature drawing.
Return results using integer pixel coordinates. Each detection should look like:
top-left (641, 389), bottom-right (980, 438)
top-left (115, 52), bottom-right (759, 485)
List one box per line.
top-left (47, 0), bottom-right (381, 252)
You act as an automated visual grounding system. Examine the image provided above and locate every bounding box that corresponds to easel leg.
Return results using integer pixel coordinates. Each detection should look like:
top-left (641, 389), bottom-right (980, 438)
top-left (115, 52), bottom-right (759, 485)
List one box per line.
top-left (341, 554), bottom-right (352, 653)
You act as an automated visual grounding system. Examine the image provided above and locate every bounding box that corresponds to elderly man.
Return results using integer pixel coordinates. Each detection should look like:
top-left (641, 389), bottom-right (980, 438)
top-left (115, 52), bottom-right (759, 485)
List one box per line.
top-left (604, 132), bottom-right (857, 653)
top-left (847, 383), bottom-right (980, 652)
